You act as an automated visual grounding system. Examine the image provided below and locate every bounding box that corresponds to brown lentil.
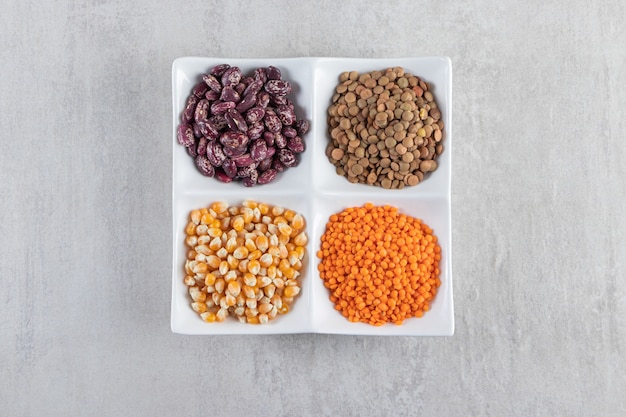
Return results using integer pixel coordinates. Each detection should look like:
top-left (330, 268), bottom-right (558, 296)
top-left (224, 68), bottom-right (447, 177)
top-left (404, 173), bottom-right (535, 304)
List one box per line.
top-left (327, 68), bottom-right (444, 188)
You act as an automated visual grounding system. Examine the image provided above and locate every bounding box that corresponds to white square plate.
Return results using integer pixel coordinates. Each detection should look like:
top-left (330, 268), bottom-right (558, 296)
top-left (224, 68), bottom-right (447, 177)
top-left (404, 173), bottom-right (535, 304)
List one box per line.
top-left (172, 57), bottom-right (453, 335)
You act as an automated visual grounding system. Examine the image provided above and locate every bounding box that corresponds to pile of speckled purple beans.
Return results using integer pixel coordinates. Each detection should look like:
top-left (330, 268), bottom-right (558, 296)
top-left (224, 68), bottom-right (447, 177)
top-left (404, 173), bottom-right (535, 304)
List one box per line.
top-left (177, 64), bottom-right (310, 187)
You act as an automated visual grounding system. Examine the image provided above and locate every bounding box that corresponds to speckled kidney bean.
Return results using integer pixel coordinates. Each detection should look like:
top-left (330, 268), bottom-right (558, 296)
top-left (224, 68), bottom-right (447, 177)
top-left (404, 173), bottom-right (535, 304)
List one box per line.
top-left (264, 111), bottom-right (282, 133)
top-left (245, 107), bottom-right (265, 124)
top-left (272, 159), bottom-right (286, 172)
top-left (220, 86), bottom-right (240, 103)
top-left (205, 89), bottom-right (220, 101)
top-left (219, 131), bottom-right (249, 149)
top-left (257, 169), bottom-right (277, 184)
top-left (263, 131), bottom-right (275, 146)
top-left (231, 153), bottom-right (255, 167)
top-left (250, 139), bottom-right (268, 162)
top-left (267, 66), bottom-right (282, 80)
top-left (257, 157), bottom-right (273, 172)
top-left (247, 122), bottom-right (265, 140)
top-left (287, 136), bottom-right (305, 153)
top-left (225, 109), bottom-right (247, 132)
top-left (282, 126), bottom-right (297, 138)
top-left (214, 169), bottom-right (233, 183)
top-left (253, 67), bottom-right (267, 83)
top-left (264, 80), bottom-right (292, 96)
top-left (210, 100), bottom-right (235, 115)
top-left (197, 137), bottom-right (208, 156)
top-left (295, 119), bottom-right (310, 136)
top-left (192, 82), bottom-right (208, 98)
top-left (274, 132), bottom-right (287, 149)
top-left (197, 120), bottom-right (219, 140)
top-left (236, 93), bottom-right (257, 113)
top-left (276, 104), bottom-right (296, 126)
top-left (222, 144), bottom-right (248, 158)
top-left (208, 114), bottom-right (228, 131)
top-left (182, 95), bottom-right (198, 123)
top-left (256, 91), bottom-right (270, 108)
top-left (195, 155), bottom-right (215, 177)
top-left (177, 123), bottom-right (195, 147)
top-left (206, 141), bottom-right (226, 167)
top-left (203, 74), bottom-right (222, 92)
top-left (242, 170), bottom-right (258, 187)
top-left (222, 158), bottom-right (237, 178)
top-left (278, 148), bottom-right (297, 167)
top-left (243, 79), bottom-right (263, 97)
top-left (209, 64), bottom-right (230, 76)
top-left (221, 67), bottom-right (242, 87)
top-left (177, 64), bottom-right (310, 186)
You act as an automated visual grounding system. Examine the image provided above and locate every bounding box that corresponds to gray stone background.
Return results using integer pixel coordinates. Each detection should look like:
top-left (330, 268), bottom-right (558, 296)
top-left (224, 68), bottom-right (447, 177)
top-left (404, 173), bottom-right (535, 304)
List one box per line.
top-left (1, 1), bottom-right (624, 416)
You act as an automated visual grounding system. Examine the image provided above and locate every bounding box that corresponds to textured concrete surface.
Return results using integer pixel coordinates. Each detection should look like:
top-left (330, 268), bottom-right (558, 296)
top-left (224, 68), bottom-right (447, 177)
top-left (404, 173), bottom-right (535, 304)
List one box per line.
top-left (1, 1), bottom-right (625, 416)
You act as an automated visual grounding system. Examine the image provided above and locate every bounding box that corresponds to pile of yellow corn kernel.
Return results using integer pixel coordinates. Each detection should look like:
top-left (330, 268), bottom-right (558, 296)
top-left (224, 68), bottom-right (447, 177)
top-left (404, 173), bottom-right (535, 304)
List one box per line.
top-left (183, 200), bottom-right (307, 324)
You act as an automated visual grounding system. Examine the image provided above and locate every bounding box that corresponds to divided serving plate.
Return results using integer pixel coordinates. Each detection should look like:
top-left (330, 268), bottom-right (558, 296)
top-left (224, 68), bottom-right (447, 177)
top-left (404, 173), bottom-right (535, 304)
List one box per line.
top-left (171, 57), bottom-right (453, 336)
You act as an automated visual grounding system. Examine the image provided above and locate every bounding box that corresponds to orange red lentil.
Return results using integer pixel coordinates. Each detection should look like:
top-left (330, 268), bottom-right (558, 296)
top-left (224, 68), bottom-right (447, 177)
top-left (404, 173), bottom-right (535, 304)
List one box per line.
top-left (317, 203), bottom-right (441, 326)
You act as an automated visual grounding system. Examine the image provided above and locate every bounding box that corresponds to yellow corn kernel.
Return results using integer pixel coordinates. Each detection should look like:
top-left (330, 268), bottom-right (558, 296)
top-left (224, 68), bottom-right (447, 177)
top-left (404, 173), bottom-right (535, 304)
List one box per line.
top-left (211, 201), bottom-right (229, 214)
top-left (191, 302), bottom-right (207, 314)
top-left (190, 209), bottom-right (201, 225)
top-left (278, 304), bottom-right (289, 315)
top-left (218, 260), bottom-right (229, 276)
top-left (278, 259), bottom-right (290, 271)
top-left (212, 292), bottom-right (221, 305)
top-left (201, 311), bottom-right (216, 323)
top-left (269, 234), bottom-right (279, 247)
top-left (248, 249), bottom-right (262, 261)
top-left (258, 203), bottom-right (269, 215)
top-left (268, 246), bottom-right (280, 258)
top-left (185, 235), bottom-right (197, 247)
top-left (277, 222), bottom-right (292, 236)
top-left (232, 247), bottom-right (248, 260)
top-left (189, 286), bottom-right (207, 303)
top-left (183, 275), bottom-right (196, 286)
top-left (221, 217), bottom-right (231, 230)
top-left (227, 255), bottom-right (239, 269)
top-left (255, 223), bottom-right (267, 233)
top-left (214, 278), bottom-right (226, 294)
top-left (187, 250), bottom-right (197, 260)
top-left (206, 255), bottom-right (221, 269)
top-left (288, 251), bottom-right (299, 266)
top-left (216, 308), bottom-right (228, 322)
top-left (273, 215), bottom-right (287, 225)
top-left (236, 292), bottom-right (246, 307)
top-left (209, 236), bottom-right (222, 251)
top-left (243, 273), bottom-right (257, 288)
top-left (242, 200), bottom-right (258, 209)
top-left (283, 285), bottom-right (300, 298)
top-left (238, 259), bottom-right (249, 274)
top-left (227, 280), bottom-right (241, 297)
top-left (284, 209), bottom-right (296, 221)
top-left (255, 235), bottom-right (269, 252)
top-left (208, 227), bottom-right (222, 238)
top-left (283, 267), bottom-right (296, 279)
top-left (245, 297), bottom-right (257, 309)
top-left (200, 207), bottom-right (209, 215)
top-left (273, 278), bottom-right (285, 289)
top-left (243, 284), bottom-right (256, 299)
top-left (264, 284), bottom-right (276, 299)
top-left (241, 207), bottom-right (254, 223)
top-left (224, 270), bottom-right (237, 282)
top-left (196, 224), bottom-right (209, 236)
top-left (295, 246), bottom-right (305, 260)
top-left (294, 232), bottom-right (308, 247)
top-left (258, 313), bottom-right (269, 324)
top-left (258, 276), bottom-right (272, 288)
top-left (245, 238), bottom-right (257, 252)
top-left (184, 260), bottom-right (194, 275)
top-left (216, 247), bottom-right (228, 259)
top-left (225, 237), bottom-right (237, 253)
top-left (271, 206), bottom-right (285, 216)
top-left (258, 302), bottom-right (272, 314)
top-left (247, 259), bottom-right (261, 275)
top-left (225, 293), bottom-right (236, 307)
top-left (278, 244), bottom-right (289, 259)
top-left (205, 273), bottom-right (217, 286)
top-left (232, 216), bottom-right (244, 232)
top-left (267, 265), bottom-right (277, 279)
top-left (195, 245), bottom-right (211, 256)
top-left (291, 213), bottom-right (305, 230)
top-left (247, 316), bottom-right (260, 324)
top-left (185, 221), bottom-right (197, 236)
top-left (259, 253), bottom-right (273, 268)
top-left (277, 233), bottom-right (289, 245)
top-left (192, 262), bottom-right (208, 274)
top-left (210, 219), bottom-right (222, 229)
top-left (200, 212), bottom-right (213, 225)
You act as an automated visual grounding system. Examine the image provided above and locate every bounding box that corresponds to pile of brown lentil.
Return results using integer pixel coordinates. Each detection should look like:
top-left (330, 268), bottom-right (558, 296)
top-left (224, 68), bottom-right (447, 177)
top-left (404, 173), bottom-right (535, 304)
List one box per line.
top-left (326, 67), bottom-right (444, 189)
